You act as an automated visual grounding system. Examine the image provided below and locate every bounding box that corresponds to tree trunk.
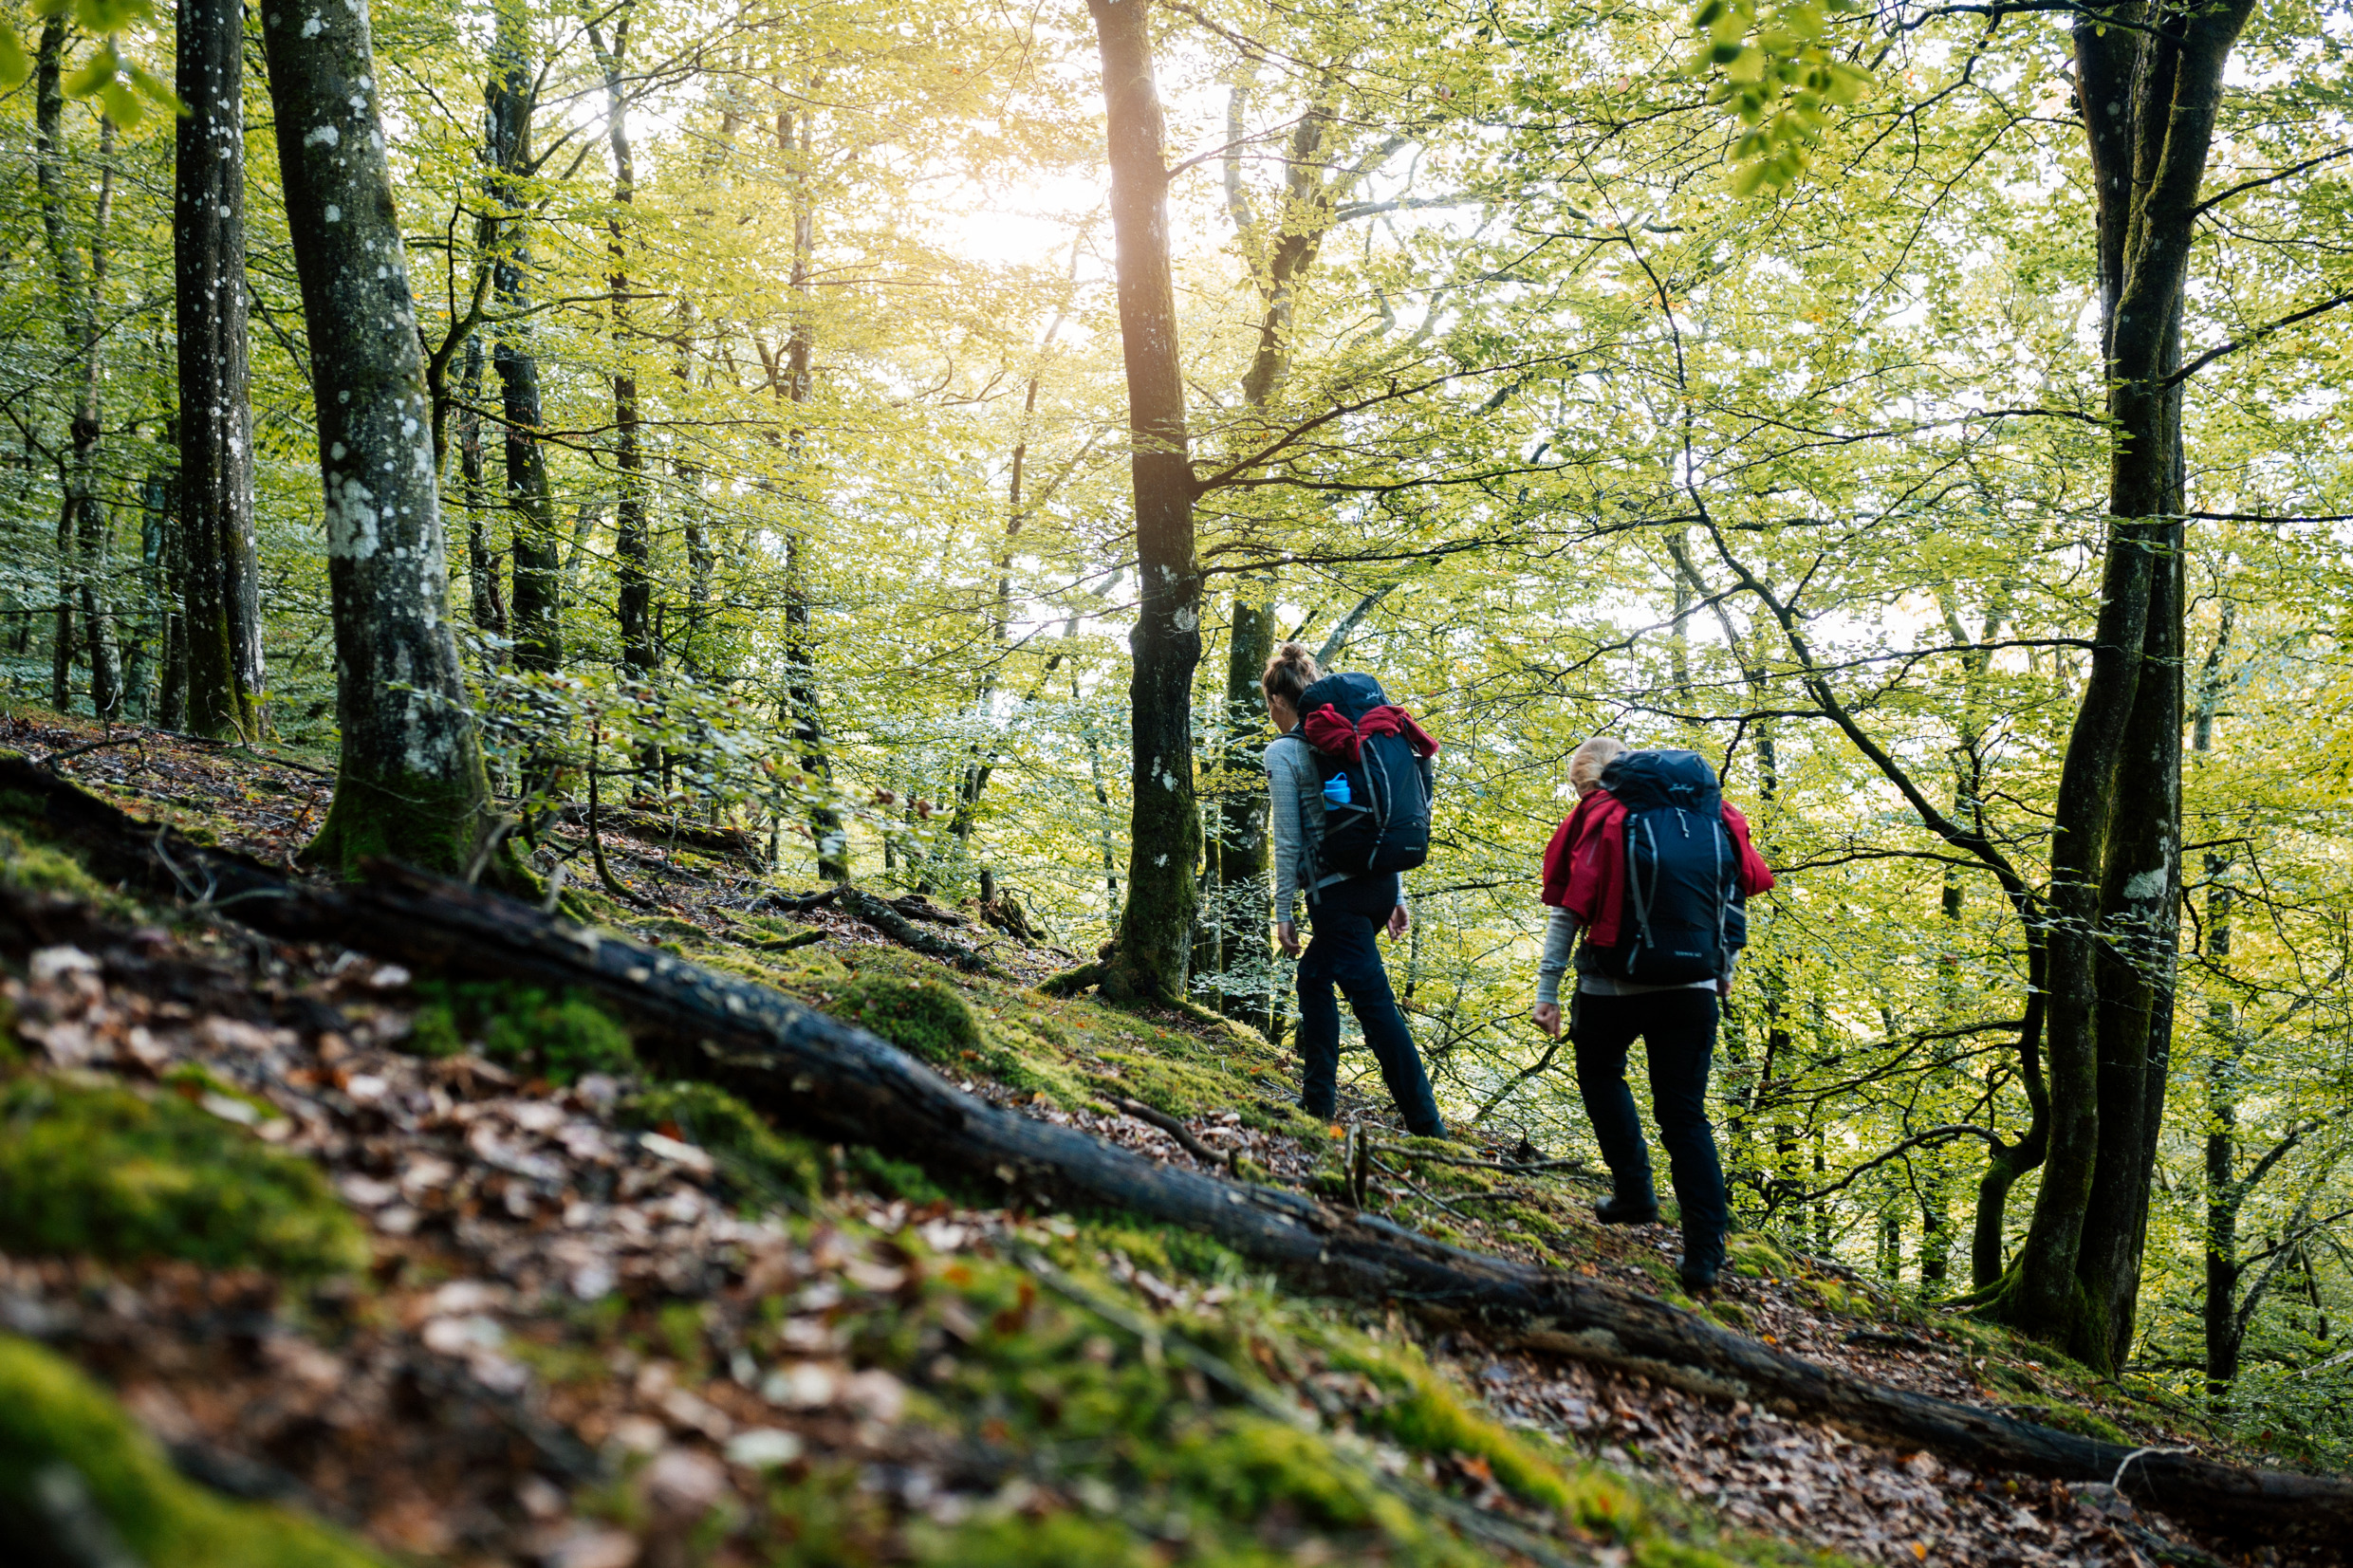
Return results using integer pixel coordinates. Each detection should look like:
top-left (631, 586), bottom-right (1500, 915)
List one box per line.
top-left (259, 0), bottom-right (502, 877)
top-left (1213, 594), bottom-right (1274, 1025)
top-left (1090, 0), bottom-right (1201, 1003)
top-left (777, 103), bottom-right (844, 880)
top-left (176, 0), bottom-right (267, 741)
top-left (35, 23), bottom-right (122, 719)
top-left (458, 334), bottom-right (504, 639)
top-left (141, 462), bottom-right (188, 729)
top-left (1998, 0), bottom-right (2251, 1369)
top-left (2194, 616), bottom-right (2241, 1407)
top-left (590, 12), bottom-right (654, 681)
top-left (486, 0), bottom-right (560, 675)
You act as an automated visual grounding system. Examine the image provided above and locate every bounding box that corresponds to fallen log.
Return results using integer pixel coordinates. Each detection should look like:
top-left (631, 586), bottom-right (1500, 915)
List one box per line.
top-left (4, 755), bottom-right (2347, 1546)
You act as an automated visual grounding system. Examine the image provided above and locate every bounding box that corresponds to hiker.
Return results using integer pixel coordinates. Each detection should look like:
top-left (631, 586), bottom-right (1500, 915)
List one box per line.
top-left (1262, 641), bottom-right (1447, 1139)
top-left (1531, 738), bottom-right (1774, 1291)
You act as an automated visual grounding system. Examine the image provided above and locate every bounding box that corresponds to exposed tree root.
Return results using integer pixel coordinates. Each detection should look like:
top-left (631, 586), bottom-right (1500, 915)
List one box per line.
top-left (7, 754), bottom-right (2351, 1547)
top-left (1035, 960), bottom-right (1104, 997)
top-left (836, 886), bottom-right (999, 974)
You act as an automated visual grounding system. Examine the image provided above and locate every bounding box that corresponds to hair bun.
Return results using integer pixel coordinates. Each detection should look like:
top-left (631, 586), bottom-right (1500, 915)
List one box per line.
top-left (1261, 641), bottom-right (1322, 706)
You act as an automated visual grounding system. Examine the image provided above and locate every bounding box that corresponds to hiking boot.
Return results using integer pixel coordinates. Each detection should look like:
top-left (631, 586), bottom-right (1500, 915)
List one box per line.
top-left (1678, 1230), bottom-right (1727, 1293)
top-left (1594, 1192), bottom-right (1660, 1226)
top-left (1677, 1256), bottom-right (1720, 1294)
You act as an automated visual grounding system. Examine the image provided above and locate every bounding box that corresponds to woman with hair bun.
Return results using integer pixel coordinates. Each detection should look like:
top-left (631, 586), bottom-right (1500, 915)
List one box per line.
top-left (1260, 641), bottom-right (1446, 1138)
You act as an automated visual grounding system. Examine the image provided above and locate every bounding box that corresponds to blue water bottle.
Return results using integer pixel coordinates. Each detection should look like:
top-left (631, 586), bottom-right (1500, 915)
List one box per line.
top-left (1322, 773), bottom-right (1352, 807)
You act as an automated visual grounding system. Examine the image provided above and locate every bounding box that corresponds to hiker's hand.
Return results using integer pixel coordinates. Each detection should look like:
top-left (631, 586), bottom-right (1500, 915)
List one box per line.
top-left (1532, 1002), bottom-right (1562, 1039)
top-left (1275, 921), bottom-right (1301, 958)
top-left (1386, 904), bottom-right (1410, 939)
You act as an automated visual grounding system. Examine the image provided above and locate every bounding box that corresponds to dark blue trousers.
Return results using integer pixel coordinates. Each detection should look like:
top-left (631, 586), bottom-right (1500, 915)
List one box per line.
top-left (1569, 988), bottom-right (1728, 1266)
top-left (1296, 876), bottom-right (1445, 1136)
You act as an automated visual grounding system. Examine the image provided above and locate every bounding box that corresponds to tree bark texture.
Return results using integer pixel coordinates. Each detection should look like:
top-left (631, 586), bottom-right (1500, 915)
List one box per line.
top-left (2002, 0), bottom-right (2252, 1369)
top-left (8, 755), bottom-right (2351, 1550)
top-left (259, 0), bottom-right (500, 877)
top-left (1090, 0), bottom-right (1202, 1002)
top-left (176, 0), bottom-right (267, 742)
top-left (486, 0), bottom-right (561, 675)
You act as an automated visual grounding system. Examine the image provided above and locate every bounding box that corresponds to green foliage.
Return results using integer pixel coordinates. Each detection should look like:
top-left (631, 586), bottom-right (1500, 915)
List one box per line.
top-left (0, 1078), bottom-right (366, 1278)
top-left (403, 980), bottom-right (635, 1083)
top-left (1682, 0), bottom-right (1872, 193)
top-left (0, 1334), bottom-right (383, 1567)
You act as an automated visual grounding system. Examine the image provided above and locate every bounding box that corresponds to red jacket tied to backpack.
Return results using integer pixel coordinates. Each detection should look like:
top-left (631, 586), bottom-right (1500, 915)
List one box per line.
top-left (1540, 789), bottom-right (1774, 949)
top-left (1301, 703), bottom-right (1440, 763)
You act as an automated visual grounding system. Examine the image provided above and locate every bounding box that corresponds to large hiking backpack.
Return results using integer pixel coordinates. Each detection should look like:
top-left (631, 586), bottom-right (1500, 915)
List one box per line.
top-left (1294, 672), bottom-right (1436, 879)
top-left (1584, 748), bottom-right (1747, 984)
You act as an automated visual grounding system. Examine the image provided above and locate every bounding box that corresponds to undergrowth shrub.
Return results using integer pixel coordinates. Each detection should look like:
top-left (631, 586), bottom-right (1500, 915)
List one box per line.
top-left (0, 1078), bottom-right (365, 1277)
top-left (403, 980), bottom-right (634, 1082)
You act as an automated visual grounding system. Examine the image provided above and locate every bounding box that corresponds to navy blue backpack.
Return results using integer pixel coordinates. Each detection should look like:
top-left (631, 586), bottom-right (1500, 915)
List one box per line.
top-left (1582, 748), bottom-right (1747, 984)
top-left (1294, 672), bottom-right (1436, 879)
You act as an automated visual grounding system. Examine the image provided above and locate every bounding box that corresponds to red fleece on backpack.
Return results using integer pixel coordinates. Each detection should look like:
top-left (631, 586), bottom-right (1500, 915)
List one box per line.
top-left (1301, 704), bottom-right (1440, 764)
top-left (1538, 790), bottom-right (1774, 948)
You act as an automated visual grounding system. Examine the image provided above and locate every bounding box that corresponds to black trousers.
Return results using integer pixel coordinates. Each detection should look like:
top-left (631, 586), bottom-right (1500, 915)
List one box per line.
top-left (1569, 987), bottom-right (1727, 1263)
top-left (1296, 876), bottom-right (1445, 1136)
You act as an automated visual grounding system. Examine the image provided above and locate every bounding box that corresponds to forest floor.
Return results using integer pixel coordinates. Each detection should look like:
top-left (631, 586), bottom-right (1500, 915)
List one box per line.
top-left (0, 706), bottom-right (2331, 1568)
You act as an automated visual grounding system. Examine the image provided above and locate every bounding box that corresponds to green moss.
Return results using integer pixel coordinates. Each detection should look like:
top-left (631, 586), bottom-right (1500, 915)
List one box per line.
top-left (910, 1510), bottom-right (1159, 1568)
top-left (2004, 1397), bottom-right (2132, 1445)
top-left (1166, 1413), bottom-right (1387, 1529)
top-left (0, 1078), bottom-right (366, 1278)
top-left (846, 1146), bottom-right (951, 1205)
top-left (402, 980), bottom-right (634, 1083)
top-left (0, 1335), bottom-right (382, 1567)
top-left (1725, 1232), bottom-right (1793, 1280)
top-left (299, 766), bottom-right (498, 882)
top-left (1322, 1336), bottom-right (1624, 1528)
top-left (620, 1081), bottom-right (823, 1206)
top-left (829, 972), bottom-right (986, 1063)
top-left (0, 821), bottom-right (110, 903)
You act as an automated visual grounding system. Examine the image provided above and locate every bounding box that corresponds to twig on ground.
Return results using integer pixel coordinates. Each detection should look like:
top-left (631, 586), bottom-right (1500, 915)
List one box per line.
top-left (37, 731), bottom-right (139, 771)
top-left (1113, 1097), bottom-right (1231, 1172)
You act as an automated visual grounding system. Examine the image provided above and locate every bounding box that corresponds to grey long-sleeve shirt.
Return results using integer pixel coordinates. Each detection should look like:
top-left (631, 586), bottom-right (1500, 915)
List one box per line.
top-left (1534, 907), bottom-right (1731, 1005)
top-left (1267, 731), bottom-right (1402, 922)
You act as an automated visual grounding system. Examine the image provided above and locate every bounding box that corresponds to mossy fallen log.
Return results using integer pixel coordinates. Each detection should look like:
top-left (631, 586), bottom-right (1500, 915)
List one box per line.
top-left (4, 753), bottom-right (2348, 1546)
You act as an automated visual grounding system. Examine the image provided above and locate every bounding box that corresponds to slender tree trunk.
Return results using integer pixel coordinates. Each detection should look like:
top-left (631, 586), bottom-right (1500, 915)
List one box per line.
top-left (1090, 0), bottom-right (1202, 1003)
top-left (2195, 613), bottom-right (2241, 1408)
top-left (177, 0), bottom-right (266, 740)
top-left (141, 460), bottom-right (188, 728)
top-left (260, 0), bottom-right (502, 877)
top-left (2000, 0), bottom-right (2252, 1369)
top-left (776, 102), bottom-right (844, 880)
top-left (35, 23), bottom-right (122, 718)
top-left (590, 11), bottom-right (654, 680)
top-left (1214, 594), bottom-right (1275, 1024)
top-left (486, 0), bottom-right (560, 675)
top-left (458, 334), bottom-right (504, 638)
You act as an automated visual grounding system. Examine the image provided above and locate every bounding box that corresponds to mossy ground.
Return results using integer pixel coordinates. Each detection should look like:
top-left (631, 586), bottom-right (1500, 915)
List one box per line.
top-left (0, 1076), bottom-right (366, 1278)
top-left (0, 1334), bottom-right (382, 1567)
top-left (0, 714), bottom-right (2227, 1566)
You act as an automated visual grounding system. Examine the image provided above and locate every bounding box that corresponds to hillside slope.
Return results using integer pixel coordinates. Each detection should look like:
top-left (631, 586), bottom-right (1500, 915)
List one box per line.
top-left (0, 708), bottom-right (2329, 1568)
